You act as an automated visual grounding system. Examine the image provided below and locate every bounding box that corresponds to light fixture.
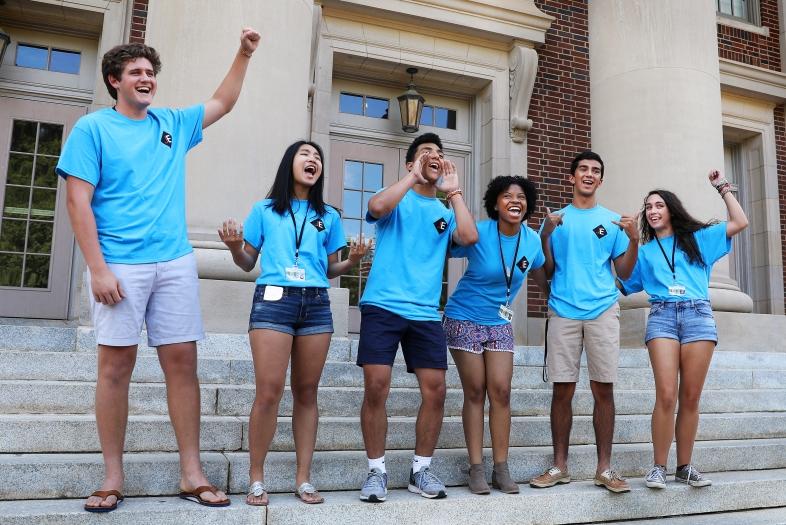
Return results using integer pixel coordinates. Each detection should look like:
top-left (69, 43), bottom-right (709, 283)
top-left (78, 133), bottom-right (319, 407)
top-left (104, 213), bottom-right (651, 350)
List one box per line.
top-left (398, 67), bottom-right (425, 133)
top-left (0, 27), bottom-right (10, 68)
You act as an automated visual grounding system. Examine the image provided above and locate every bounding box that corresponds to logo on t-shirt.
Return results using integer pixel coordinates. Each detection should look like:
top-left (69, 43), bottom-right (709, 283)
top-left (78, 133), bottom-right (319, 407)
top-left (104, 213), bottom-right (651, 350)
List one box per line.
top-left (161, 131), bottom-right (173, 148)
top-left (310, 218), bottom-right (326, 232)
top-left (593, 224), bottom-right (608, 239)
top-left (433, 218), bottom-right (448, 234)
top-left (516, 256), bottom-right (529, 273)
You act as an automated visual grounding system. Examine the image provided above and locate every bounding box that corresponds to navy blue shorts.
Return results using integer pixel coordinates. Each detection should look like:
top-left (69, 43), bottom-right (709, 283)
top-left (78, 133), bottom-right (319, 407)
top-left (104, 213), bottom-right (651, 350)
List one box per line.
top-left (249, 285), bottom-right (333, 336)
top-left (357, 305), bottom-right (448, 373)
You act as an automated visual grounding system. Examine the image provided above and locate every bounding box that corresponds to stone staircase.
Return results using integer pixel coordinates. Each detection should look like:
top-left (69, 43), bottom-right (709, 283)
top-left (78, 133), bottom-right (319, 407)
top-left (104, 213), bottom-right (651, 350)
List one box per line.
top-left (0, 320), bottom-right (785, 523)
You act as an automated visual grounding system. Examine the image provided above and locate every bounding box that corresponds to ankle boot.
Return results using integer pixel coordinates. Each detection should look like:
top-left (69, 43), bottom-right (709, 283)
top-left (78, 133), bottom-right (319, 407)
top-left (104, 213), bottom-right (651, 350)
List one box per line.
top-left (492, 461), bottom-right (519, 494)
top-left (468, 464), bottom-right (490, 494)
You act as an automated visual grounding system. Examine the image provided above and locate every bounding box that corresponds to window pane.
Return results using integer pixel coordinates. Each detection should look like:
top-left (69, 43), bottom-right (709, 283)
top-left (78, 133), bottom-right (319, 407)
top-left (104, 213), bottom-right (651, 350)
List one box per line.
top-left (49, 49), bottom-right (80, 74)
top-left (339, 93), bottom-right (364, 115)
top-left (24, 254), bottom-right (50, 288)
top-left (363, 163), bottom-right (383, 191)
top-left (718, 0), bottom-right (732, 14)
top-left (361, 222), bottom-right (376, 241)
top-left (421, 105), bottom-right (434, 126)
top-left (446, 109), bottom-right (457, 130)
top-left (0, 253), bottom-right (23, 287)
top-left (37, 123), bottom-right (63, 156)
top-left (732, 0), bottom-right (748, 19)
top-left (8, 154), bottom-right (34, 185)
top-left (365, 97), bottom-right (389, 119)
top-left (344, 160), bottom-right (363, 190)
top-left (362, 192), bottom-right (373, 219)
top-left (343, 218), bottom-right (360, 240)
top-left (0, 219), bottom-right (27, 252)
top-left (3, 186), bottom-right (31, 218)
top-left (31, 188), bottom-right (56, 219)
top-left (343, 189), bottom-right (362, 218)
top-left (27, 221), bottom-right (53, 254)
top-left (10, 121), bottom-right (38, 153)
top-left (15, 45), bottom-right (48, 70)
top-left (34, 156), bottom-right (58, 188)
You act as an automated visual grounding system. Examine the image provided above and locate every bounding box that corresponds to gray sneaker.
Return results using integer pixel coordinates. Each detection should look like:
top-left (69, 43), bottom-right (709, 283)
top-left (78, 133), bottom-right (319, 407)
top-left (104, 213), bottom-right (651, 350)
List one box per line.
top-left (675, 465), bottom-right (712, 487)
top-left (408, 467), bottom-right (447, 499)
top-left (360, 468), bottom-right (388, 502)
top-left (645, 465), bottom-right (667, 489)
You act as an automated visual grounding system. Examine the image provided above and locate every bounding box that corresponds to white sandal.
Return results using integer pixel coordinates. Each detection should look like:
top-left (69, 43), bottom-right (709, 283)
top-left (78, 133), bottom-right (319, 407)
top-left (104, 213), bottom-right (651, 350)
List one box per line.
top-left (294, 482), bottom-right (324, 504)
top-left (246, 481), bottom-right (268, 506)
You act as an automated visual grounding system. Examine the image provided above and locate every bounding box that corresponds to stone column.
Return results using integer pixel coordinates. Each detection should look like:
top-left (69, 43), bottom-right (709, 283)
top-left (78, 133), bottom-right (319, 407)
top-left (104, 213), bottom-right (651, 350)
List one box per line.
top-left (589, 0), bottom-right (752, 312)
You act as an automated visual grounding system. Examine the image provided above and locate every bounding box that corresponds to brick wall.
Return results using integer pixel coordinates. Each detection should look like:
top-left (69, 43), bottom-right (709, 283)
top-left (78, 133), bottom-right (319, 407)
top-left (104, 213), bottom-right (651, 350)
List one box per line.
top-left (526, 0), bottom-right (591, 317)
top-left (129, 0), bottom-right (149, 44)
top-left (717, 0), bottom-right (781, 71)
top-left (776, 105), bottom-right (786, 308)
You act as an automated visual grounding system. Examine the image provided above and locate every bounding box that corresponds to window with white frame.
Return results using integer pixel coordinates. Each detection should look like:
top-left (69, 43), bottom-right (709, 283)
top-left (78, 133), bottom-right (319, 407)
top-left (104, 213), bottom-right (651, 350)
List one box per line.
top-left (717, 0), bottom-right (759, 25)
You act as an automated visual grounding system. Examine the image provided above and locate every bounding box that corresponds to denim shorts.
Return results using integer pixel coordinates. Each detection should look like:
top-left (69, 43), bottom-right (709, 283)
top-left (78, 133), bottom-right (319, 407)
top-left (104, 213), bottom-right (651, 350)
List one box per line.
top-left (249, 285), bottom-right (333, 336)
top-left (357, 305), bottom-right (448, 373)
top-left (442, 316), bottom-right (514, 354)
top-left (645, 299), bottom-right (718, 345)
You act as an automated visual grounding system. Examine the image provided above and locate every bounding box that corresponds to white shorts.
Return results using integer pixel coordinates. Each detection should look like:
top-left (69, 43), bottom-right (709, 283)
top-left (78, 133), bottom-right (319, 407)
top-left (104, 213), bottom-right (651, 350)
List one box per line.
top-left (89, 252), bottom-right (204, 347)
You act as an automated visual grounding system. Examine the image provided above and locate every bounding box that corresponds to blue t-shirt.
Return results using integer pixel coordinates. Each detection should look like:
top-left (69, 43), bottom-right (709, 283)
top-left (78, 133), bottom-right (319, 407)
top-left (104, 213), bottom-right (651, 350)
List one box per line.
top-left (548, 204), bottom-right (629, 320)
top-left (445, 220), bottom-right (544, 325)
top-left (360, 189), bottom-right (457, 321)
top-left (621, 222), bottom-right (730, 302)
top-left (56, 105), bottom-right (204, 264)
top-left (243, 199), bottom-right (346, 288)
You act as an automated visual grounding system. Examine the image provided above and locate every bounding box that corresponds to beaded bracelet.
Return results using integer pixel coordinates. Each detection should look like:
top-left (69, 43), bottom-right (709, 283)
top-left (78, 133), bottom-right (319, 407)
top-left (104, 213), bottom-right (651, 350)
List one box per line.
top-left (445, 189), bottom-right (463, 201)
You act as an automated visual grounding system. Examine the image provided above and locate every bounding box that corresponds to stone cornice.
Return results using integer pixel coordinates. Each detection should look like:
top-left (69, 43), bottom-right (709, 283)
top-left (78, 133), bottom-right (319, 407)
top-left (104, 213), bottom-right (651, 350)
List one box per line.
top-left (318, 0), bottom-right (554, 46)
top-left (719, 57), bottom-right (786, 103)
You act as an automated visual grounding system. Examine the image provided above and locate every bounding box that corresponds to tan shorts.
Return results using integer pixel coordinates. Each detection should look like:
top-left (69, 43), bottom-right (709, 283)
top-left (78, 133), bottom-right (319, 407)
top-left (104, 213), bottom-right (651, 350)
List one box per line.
top-left (546, 302), bottom-right (620, 383)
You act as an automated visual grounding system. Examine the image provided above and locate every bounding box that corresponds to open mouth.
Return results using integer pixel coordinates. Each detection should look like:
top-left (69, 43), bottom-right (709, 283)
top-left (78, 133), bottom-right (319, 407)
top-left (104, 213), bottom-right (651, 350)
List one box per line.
top-left (581, 178), bottom-right (594, 186)
top-left (136, 86), bottom-right (152, 94)
top-left (428, 161), bottom-right (440, 171)
top-left (508, 205), bottom-right (522, 217)
top-left (304, 164), bottom-right (318, 176)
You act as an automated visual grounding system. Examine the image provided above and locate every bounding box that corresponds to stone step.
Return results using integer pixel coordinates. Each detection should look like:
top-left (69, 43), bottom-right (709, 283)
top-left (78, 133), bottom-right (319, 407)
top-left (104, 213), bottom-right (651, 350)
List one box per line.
top-left (2, 380), bottom-right (785, 417)
top-left (3, 412), bottom-right (785, 454)
top-left (1, 471), bottom-right (784, 525)
top-left (616, 506), bottom-right (786, 524)
top-left (4, 322), bottom-right (786, 370)
top-left (2, 350), bottom-right (783, 391)
top-left (1, 438), bottom-right (784, 499)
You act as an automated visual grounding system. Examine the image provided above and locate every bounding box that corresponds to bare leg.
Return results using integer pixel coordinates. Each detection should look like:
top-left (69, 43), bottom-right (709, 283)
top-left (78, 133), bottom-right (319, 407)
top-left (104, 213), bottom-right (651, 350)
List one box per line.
top-left (361, 364), bottom-right (393, 459)
top-left (86, 344), bottom-right (137, 510)
top-left (413, 367), bottom-right (447, 457)
top-left (157, 341), bottom-right (226, 503)
top-left (590, 380), bottom-right (615, 474)
top-left (290, 332), bottom-right (331, 498)
top-left (246, 329), bottom-right (293, 505)
top-left (551, 382), bottom-right (576, 471)
top-left (450, 349), bottom-right (486, 465)
top-left (675, 340), bottom-right (714, 466)
top-left (484, 351), bottom-right (513, 464)
top-left (647, 338), bottom-right (680, 466)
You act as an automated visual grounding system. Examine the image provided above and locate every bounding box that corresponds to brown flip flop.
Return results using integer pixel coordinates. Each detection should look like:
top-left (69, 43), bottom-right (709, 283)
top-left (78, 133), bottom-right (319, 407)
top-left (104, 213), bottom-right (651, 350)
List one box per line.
top-left (84, 489), bottom-right (124, 513)
top-left (178, 485), bottom-right (231, 507)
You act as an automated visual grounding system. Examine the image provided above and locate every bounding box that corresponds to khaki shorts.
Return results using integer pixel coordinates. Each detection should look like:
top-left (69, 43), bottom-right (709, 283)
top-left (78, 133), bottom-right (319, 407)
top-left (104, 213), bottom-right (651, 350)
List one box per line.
top-left (546, 302), bottom-right (620, 383)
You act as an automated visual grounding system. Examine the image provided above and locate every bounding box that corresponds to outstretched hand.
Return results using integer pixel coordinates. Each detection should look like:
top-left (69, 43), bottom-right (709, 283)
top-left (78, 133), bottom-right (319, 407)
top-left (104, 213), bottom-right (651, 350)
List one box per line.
top-left (612, 212), bottom-right (640, 241)
top-left (348, 235), bottom-right (374, 264)
top-left (240, 28), bottom-right (261, 56)
top-left (218, 218), bottom-right (244, 252)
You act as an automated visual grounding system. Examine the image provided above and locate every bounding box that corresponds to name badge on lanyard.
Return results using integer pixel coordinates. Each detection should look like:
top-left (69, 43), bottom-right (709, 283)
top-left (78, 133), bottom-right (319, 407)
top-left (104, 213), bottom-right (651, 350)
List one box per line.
top-left (655, 236), bottom-right (686, 297)
top-left (497, 226), bottom-right (522, 322)
top-left (286, 202), bottom-right (310, 282)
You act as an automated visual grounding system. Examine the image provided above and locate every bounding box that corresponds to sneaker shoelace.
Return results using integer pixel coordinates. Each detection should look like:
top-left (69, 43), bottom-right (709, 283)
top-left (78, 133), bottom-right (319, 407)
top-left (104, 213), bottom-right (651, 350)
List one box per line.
top-left (418, 467), bottom-right (442, 488)
top-left (365, 470), bottom-right (385, 488)
top-left (605, 470), bottom-right (624, 481)
top-left (647, 466), bottom-right (665, 480)
top-left (547, 466), bottom-right (562, 476)
top-left (685, 465), bottom-right (703, 481)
